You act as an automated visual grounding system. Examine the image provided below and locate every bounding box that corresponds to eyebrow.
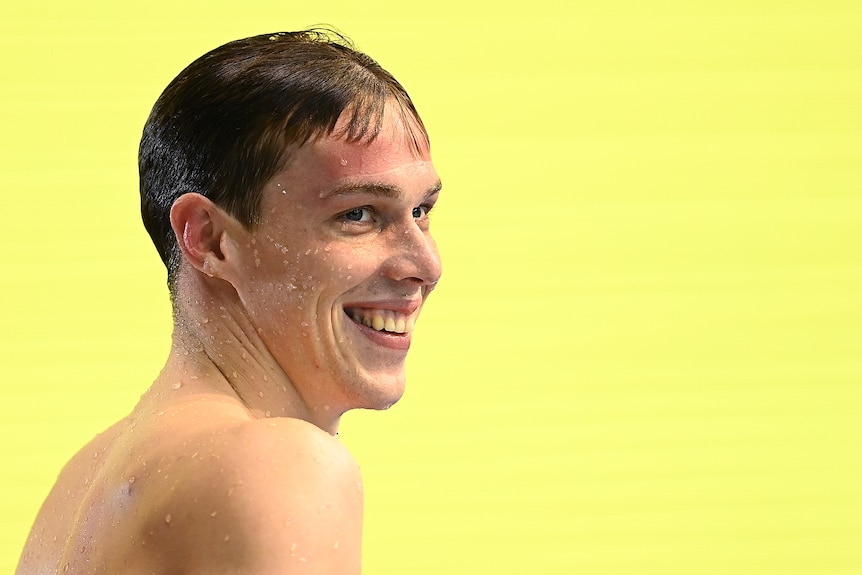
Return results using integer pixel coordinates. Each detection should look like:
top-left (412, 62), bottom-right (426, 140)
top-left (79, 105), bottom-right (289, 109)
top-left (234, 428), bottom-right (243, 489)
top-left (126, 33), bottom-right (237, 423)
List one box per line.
top-left (320, 180), bottom-right (442, 200)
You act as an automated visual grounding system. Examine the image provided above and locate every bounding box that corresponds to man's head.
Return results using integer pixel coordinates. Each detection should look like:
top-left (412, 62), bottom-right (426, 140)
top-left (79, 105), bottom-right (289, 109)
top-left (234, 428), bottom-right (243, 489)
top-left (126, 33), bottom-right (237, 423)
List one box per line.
top-left (139, 30), bottom-right (440, 416)
top-left (139, 29), bottom-right (428, 294)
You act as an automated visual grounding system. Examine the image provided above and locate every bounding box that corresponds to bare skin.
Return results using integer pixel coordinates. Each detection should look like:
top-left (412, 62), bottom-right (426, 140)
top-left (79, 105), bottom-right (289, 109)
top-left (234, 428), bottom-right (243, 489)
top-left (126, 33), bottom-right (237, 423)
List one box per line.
top-left (16, 105), bottom-right (442, 575)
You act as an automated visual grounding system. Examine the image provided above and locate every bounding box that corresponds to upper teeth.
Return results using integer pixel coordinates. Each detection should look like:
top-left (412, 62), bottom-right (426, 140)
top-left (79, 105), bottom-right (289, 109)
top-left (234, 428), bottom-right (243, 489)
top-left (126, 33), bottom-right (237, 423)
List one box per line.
top-left (348, 309), bottom-right (415, 334)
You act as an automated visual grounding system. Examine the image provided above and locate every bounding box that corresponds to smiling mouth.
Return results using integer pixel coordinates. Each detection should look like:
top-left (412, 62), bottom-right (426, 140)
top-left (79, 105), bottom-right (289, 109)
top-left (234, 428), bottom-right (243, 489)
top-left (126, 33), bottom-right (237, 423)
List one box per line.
top-left (344, 308), bottom-right (416, 334)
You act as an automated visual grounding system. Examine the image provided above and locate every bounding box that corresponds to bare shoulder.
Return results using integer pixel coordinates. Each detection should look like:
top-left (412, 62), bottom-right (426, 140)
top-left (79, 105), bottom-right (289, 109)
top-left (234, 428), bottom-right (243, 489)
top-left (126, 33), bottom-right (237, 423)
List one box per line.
top-left (135, 417), bottom-right (363, 575)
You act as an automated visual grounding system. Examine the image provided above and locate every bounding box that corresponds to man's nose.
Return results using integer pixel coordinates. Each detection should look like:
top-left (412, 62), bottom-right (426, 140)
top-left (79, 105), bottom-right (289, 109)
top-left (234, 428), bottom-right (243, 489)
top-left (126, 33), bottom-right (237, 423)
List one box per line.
top-left (382, 223), bottom-right (442, 288)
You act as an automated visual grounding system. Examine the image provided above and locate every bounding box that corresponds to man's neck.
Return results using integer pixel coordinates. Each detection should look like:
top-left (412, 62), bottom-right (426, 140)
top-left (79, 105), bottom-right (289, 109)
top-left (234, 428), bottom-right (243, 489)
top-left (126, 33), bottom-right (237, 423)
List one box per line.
top-left (151, 275), bottom-right (344, 435)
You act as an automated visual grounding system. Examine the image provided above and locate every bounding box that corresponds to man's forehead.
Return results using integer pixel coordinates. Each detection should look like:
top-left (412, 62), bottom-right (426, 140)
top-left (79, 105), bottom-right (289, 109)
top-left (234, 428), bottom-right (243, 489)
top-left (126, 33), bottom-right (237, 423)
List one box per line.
top-left (299, 123), bottom-right (433, 179)
top-left (265, 128), bottom-right (437, 204)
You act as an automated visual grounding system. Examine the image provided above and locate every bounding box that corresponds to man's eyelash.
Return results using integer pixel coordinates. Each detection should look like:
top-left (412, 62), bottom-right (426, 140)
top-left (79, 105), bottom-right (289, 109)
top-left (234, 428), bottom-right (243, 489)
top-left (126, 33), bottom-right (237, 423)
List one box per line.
top-left (340, 207), bottom-right (374, 223)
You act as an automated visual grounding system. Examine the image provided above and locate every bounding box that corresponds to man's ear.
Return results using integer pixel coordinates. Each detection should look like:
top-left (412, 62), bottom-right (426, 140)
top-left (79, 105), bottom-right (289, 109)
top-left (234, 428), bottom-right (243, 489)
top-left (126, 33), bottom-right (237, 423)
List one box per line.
top-left (169, 193), bottom-right (243, 282)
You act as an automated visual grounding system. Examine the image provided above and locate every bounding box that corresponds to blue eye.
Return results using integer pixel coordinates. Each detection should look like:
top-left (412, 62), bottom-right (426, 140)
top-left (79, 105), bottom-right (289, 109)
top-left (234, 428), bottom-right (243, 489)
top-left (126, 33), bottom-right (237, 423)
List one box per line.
top-left (344, 208), bottom-right (371, 222)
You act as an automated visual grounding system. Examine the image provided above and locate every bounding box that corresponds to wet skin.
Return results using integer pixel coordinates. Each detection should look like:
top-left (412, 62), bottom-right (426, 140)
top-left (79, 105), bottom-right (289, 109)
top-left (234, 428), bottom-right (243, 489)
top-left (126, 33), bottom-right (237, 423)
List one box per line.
top-left (16, 105), bottom-right (441, 575)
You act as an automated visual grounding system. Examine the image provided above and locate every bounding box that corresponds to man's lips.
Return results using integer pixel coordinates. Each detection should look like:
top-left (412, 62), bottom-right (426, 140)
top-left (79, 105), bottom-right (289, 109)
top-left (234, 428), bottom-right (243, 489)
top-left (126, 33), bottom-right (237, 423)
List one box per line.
top-left (342, 303), bottom-right (419, 335)
top-left (342, 299), bottom-right (422, 351)
top-left (343, 306), bottom-right (415, 351)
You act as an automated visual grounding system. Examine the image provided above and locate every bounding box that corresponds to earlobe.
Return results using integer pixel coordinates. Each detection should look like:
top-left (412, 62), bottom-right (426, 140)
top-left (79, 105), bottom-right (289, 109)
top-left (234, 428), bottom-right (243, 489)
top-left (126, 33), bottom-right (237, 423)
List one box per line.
top-left (170, 193), bottom-right (236, 281)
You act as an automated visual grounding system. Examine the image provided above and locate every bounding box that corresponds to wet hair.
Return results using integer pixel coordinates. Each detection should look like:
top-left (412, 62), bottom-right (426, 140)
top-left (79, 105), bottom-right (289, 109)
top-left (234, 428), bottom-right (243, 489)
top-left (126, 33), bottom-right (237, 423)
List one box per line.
top-left (139, 29), bottom-right (428, 293)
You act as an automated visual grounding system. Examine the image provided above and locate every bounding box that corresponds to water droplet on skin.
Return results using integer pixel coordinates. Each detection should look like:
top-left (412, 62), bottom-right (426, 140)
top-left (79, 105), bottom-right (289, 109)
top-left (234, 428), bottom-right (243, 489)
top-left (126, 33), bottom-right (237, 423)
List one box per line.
top-left (83, 477), bottom-right (89, 485)
top-left (258, 391), bottom-right (265, 398)
top-left (339, 158), bottom-right (348, 166)
top-left (129, 476), bottom-right (136, 484)
top-left (334, 540), bottom-right (340, 550)
top-left (172, 382), bottom-right (182, 390)
top-left (63, 562), bottom-right (69, 572)
top-left (224, 534), bottom-right (231, 542)
top-left (165, 514), bottom-right (172, 524)
top-left (210, 510), bottom-right (219, 517)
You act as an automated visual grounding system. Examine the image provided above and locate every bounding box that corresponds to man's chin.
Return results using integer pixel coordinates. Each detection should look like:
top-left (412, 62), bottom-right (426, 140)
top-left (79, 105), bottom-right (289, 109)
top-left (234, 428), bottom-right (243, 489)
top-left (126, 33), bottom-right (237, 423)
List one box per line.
top-left (349, 371), bottom-right (406, 412)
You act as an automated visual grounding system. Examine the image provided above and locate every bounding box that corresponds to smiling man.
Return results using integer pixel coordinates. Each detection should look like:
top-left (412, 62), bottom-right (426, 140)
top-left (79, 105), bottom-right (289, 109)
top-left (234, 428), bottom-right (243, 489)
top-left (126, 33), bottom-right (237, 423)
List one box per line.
top-left (17, 30), bottom-right (441, 575)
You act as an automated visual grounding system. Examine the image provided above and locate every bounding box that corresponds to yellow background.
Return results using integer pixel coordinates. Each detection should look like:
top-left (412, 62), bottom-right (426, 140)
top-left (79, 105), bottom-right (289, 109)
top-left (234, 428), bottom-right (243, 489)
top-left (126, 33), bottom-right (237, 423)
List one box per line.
top-left (2, 2), bottom-right (861, 573)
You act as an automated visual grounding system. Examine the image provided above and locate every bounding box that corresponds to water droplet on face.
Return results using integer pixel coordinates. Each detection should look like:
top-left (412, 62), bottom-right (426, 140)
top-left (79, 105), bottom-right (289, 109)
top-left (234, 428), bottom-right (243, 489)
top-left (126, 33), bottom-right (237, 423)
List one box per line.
top-left (224, 534), bottom-right (231, 542)
top-left (63, 562), bottom-right (69, 572)
top-left (172, 382), bottom-right (183, 390)
top-left (165, 514), bottom-right (172, 524)
top-left (210, 510), bottom-right (219, 517)
top-left (339, 158), bottom-right (348, 166)
top-left (258, 391), bottom-right (265, 398)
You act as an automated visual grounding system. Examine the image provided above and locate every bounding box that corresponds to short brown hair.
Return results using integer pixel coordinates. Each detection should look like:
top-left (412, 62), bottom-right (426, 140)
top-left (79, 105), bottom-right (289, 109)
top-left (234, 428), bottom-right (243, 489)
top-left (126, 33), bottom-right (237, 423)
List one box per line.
top-left (139, 29), bottom-right (427, 292)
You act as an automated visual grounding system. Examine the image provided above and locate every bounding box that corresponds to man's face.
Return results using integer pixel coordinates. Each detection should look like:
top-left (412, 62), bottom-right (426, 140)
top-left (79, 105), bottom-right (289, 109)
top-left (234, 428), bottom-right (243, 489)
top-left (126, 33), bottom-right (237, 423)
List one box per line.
top-left (233, 105), bottom-right (441, 415)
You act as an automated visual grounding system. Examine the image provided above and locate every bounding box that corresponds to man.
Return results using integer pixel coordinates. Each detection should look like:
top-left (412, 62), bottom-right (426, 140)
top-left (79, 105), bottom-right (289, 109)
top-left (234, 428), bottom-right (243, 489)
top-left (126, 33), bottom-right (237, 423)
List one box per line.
top-left (17, 29), bottom-right (441, 574)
